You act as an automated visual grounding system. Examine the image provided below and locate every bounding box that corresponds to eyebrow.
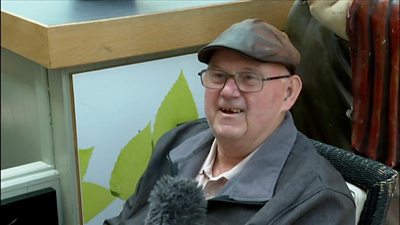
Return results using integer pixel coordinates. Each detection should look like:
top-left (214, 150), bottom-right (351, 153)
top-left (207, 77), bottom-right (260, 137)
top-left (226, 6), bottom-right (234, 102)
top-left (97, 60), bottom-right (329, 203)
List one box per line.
top-left (241, 66), bottom-right (262, 72)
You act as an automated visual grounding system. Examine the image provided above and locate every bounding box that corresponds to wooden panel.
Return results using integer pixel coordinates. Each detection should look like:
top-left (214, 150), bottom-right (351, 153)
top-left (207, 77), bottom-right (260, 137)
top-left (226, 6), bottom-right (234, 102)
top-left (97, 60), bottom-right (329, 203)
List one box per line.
top-left (1, 12), bottom-right (50, 66)
top-left (2, 1), bottom-right (294, 69)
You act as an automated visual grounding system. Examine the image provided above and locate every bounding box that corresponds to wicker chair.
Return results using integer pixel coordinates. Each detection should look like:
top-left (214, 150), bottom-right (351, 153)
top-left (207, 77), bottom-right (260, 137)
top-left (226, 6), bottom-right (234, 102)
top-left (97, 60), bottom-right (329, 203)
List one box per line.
top-left (312, 140), bottom-right (398, 225)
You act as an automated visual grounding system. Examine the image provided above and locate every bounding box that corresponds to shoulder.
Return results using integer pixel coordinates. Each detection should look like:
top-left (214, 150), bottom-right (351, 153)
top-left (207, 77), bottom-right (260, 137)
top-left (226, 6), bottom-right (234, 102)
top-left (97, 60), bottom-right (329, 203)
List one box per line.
top-left (148, 118), bottom-right (209, 160)
top-left (278, 132), bottom-right (353, 201)
top-left (268, 132), bottom-right (355, 223)
top-left (155, 118), bottom-right (210, 151)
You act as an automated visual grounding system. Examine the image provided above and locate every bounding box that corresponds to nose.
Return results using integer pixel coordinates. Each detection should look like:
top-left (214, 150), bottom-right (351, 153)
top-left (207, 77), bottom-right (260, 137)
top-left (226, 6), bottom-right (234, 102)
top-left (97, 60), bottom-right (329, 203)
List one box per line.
top-left (220, 77), bottom-right (240, 97)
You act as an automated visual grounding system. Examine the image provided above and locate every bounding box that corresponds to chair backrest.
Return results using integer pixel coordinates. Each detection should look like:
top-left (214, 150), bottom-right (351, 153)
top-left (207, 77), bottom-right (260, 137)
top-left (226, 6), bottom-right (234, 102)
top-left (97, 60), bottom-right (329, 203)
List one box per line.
top-left (311, 139), bottom-right (398, 225)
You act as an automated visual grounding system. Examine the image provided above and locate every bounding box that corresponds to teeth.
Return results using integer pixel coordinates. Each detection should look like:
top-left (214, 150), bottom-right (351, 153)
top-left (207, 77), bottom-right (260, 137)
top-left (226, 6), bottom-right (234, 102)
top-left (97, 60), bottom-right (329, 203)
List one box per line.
top-left (221, 107), bottom-right (243, 113)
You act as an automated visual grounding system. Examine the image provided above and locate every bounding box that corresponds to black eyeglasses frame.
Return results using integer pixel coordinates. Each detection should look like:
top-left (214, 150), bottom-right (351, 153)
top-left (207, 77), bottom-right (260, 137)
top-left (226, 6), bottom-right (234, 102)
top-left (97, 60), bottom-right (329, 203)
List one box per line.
top-left (197, 68), bottom-right (292, 93)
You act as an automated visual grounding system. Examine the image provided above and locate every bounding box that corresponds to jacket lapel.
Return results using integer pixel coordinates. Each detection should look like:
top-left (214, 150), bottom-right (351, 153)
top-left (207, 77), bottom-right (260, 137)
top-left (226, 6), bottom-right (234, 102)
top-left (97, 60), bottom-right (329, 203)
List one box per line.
top-left (169, 128), bottom-right (214, 178)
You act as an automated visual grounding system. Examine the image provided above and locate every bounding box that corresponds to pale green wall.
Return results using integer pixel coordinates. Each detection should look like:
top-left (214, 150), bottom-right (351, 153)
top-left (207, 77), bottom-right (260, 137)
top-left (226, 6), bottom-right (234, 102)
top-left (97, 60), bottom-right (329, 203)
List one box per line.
top-left (1, 48), bottom-right (54, 170)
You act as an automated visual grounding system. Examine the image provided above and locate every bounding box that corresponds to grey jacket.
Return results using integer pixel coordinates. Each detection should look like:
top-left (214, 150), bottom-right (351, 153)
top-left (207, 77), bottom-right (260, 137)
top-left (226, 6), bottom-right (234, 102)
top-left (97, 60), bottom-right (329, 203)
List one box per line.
top-left (104, 118), bottom-right (355, 225)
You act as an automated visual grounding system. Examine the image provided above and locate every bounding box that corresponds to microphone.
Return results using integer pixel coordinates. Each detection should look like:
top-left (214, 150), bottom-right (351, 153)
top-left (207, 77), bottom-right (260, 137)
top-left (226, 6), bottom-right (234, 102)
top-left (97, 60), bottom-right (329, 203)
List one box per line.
top-left (144, 175), bottom-right (207, 225)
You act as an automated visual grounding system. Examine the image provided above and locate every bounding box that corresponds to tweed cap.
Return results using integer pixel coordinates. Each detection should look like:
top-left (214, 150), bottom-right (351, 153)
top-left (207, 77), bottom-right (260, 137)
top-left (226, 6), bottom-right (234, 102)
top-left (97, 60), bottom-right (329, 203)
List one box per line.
top-left (198, 19), bottom-right (300, 73)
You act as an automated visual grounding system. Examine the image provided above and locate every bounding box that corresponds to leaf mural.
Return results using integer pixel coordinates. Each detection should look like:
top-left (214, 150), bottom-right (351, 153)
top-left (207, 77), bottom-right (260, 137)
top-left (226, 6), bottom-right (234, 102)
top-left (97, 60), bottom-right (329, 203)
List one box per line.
top-left (80, 69), bottom-right (201, 224)
top-left (109, 122), bottom-right (152, 200)
top-left (81, 182), bottom-right (116, 223)
top-left (79, 146), bottom-right (95, 180)
top-left (153, 70), bottom-right (199, 145)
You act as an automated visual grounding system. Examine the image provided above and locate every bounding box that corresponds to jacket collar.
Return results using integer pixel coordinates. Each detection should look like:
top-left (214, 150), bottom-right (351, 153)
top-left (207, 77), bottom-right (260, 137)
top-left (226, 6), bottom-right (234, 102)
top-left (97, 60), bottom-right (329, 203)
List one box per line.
top-left (169, 112), bottom-right (297, 203)
top-left (169, 129), bottom-right (214, 178)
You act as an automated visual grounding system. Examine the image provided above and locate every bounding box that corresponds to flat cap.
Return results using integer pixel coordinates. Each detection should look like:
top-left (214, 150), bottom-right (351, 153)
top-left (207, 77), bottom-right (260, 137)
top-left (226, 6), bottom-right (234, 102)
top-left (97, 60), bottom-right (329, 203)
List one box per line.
top-left (198, 19), bottom-right (300, 73)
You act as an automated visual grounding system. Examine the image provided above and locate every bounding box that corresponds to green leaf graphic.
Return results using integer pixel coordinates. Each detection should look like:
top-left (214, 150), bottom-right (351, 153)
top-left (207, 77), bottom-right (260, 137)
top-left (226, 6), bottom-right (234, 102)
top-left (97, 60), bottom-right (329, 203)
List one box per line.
top-left (78, 146), bottom-right (95, 180)
top-left (81, 181), bottom-right (116, 223)
top-left (109, 122), bottom-right (152, 200)
top-left (153, 70), bottom-right (199, 145)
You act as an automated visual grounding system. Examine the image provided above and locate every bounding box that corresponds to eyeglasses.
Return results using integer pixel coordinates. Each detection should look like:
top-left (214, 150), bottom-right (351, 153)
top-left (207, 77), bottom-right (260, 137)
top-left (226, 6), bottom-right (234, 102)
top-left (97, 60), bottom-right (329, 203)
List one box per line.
top-left (198, 68), bottom-right (292, 92)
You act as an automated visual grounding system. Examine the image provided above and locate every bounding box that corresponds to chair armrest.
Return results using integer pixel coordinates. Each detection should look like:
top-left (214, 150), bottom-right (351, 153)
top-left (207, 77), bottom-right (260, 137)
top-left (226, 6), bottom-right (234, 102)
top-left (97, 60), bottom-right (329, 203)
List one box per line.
top-left (311, 139), bottom-right (398, 225)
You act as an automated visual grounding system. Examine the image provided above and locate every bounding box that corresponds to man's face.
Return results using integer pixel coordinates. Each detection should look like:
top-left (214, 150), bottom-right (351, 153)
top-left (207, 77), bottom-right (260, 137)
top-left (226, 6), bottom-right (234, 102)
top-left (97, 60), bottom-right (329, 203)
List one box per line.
top-left (204, 49), bottom-right (291, 146)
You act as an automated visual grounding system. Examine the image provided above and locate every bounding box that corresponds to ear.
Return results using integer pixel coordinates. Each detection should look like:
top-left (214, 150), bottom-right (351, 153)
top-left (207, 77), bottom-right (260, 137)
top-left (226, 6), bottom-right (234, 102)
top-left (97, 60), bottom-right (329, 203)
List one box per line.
top-left (282, 74), bottom-right (302, 111)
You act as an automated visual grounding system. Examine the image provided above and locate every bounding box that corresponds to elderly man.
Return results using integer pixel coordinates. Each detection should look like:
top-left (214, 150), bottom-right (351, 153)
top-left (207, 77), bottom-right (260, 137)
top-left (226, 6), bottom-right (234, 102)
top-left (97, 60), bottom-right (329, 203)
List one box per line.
top-left (105, 18), bottom-right (355, 225)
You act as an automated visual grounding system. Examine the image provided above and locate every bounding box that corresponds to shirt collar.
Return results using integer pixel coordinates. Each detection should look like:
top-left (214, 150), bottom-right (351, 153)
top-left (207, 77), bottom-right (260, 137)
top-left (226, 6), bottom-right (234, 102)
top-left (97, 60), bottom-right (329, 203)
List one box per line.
top-left (199, 139), bottom-right (260, 182)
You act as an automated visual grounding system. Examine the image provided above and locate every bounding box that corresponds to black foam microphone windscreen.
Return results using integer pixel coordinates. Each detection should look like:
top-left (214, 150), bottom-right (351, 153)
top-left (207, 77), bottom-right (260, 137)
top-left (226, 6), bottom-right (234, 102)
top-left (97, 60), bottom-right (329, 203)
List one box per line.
top-left (144, 175), bottom-right (207, 225)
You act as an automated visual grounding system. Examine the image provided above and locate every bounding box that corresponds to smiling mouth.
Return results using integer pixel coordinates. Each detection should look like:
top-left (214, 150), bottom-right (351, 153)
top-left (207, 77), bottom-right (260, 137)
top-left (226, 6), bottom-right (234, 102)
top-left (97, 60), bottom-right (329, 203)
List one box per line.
top-left (220, 107), bottom-right (244, 114)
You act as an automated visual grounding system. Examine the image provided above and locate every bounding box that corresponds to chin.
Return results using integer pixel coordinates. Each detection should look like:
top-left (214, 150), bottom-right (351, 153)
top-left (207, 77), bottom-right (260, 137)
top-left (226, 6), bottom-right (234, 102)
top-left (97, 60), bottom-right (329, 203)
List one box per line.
top-left (213, 125), bottom-right (245, 140)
